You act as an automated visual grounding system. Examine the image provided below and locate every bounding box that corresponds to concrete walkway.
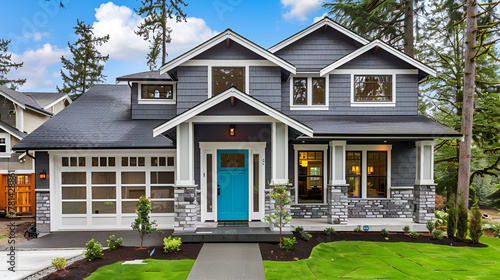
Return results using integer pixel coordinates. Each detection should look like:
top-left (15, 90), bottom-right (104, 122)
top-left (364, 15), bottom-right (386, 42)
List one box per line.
top-left (187, 243), bottom-right (264, 280)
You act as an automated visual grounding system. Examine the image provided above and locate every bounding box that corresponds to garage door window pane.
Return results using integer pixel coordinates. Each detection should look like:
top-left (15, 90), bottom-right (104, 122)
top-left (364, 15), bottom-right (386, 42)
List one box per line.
top-left (151, 201), bottom-right (174, 213)
top-left (122, 186), bottom-right (145, 199)
top-left (121, 172), bottom-right (145, 184)
top-left (62, 187), bottom-right (86, 199)
top-left (62, 172), bottom-right (86, 185)
top-left (92, 172), bottom-right (116, 184)
top-left (92, 201), bottom-right (116, 214)
top-left (62, 202), bottom-right (86, 214)
top-left (151, 172), bottom-right (174, 184)
top-left (122, 201), bottom-right (138, 213)
top-left (92, 187), bottom-right (116, 199)
top-left (151, 186), bottom-right (174, 198)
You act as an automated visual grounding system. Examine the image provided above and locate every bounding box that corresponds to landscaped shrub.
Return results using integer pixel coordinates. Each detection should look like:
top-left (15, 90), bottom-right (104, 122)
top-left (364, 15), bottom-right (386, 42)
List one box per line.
top-left (264, 182), bottom-right (292, 248)
top-left (324, 227), bottom-right (335, 235)
top-left (381, 228), bottom-right (389, 236)
top-left (51, 257), bottom-right (66, 271)
top-left (107, 235), bottom-right (123, 250)
top-left (85, 239), bottom-right (103, 261)
top-left (457, 191), bottom-right (468, 241)
top-left (426, 220), bottom-right (435, 233)
top-left (163, 236), bottom-right (182, 253)
top-left (447, 194), bottom-right (457, 238)
top-left (469, 201), bottom-right (483, 244)
top-left (293, 226), bottom-right (304, 233)
top-left (408, 232), bottom-right (419, 239)
top-left (131, 196), bottom-right (163, 248)
top-left (435, 210), bottom-right (448, 227)
top-left (435, 194), bottom-right (446, 210)
top-left (354, 225), bottom-right (362, 232)
top-left (432, 229), bottom-right (444, 240)
top-left (281, 237), bottom-right (296, 250)
top-left (403, 225), bottom-right (410, 233)
top-left (299, 231), bottom-right (312, 241)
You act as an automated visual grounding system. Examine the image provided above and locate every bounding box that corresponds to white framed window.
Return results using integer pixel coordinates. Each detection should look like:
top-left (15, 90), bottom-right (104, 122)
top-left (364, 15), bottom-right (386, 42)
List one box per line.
top-left (346, 145), bottom-right (392, 199)
top-left (349, 71), bottom-right (396, 107)
top-left (138, 81), bottom-right (176, 105)
top-left (289, 74), bottom-right (329, 110)
top-left (208, 64), bottom-right (250, 97)
top-left (0, 133), bottom-right (11, 158)
top-left (293, 144), bottom-right (328, 204)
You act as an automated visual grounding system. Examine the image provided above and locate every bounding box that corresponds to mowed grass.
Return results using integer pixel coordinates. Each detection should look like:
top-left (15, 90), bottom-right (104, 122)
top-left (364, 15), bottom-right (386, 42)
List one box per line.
top-left (264, 237), bottom-right (500, 279)
top-left (85, 259), bottom-right (195, 280)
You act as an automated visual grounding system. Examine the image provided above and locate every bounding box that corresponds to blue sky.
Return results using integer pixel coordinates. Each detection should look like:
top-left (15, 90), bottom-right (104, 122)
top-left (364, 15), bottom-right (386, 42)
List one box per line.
top-left (1, 0), bottom-right (330, 92)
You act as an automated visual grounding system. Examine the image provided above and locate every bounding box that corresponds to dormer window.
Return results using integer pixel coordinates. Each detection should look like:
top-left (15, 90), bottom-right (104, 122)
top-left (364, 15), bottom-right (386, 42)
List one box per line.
top-left (212, 67), bottom-right (245, 95)
top-left (290, 74), bottom-right (329, 110)
top-left (138, 83), bottom-right (176, 104)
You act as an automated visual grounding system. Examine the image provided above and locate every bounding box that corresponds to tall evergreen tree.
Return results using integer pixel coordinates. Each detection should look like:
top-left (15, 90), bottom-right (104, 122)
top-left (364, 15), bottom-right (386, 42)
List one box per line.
top-left (58, 20), bottom-right (109, 98)
top-left (0, 39), bottom-right (26, 89)
top-left (135, 0), bottom-right (188, 70)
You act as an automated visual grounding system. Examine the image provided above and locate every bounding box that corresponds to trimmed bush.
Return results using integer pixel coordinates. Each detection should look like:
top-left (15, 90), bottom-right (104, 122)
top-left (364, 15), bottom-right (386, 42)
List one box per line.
top-left (432, 229), bottom-right (444, 240)
top-left (426, 220), bottom-right (435, 233)
top-left (447, 194), bottom-right (457, 238)
top-left (381, 228), bottom-right (389, 236)
top-left (293, 226), bottom-right (304, 233)
top-left (163, 236), bottom-right (182, 253)
top-left (51, 257), bottom-right (66, 271)
top-left (281, 237), bottom-right (296, 250)
top-left (469, 201), bottom-right (483, 244)
top-left (299, 231), bottom-right (312, 241)
top-left (107, 235), bottom-right (123, 250)
top-left (84, 239), bottom-right (103, 261)
top-left (403, 225), bottom-right (410, 233)
top-left (324, 227), bottom-right (336, 236)
top-left (408, 232), bottom-right (419, 239)
top-left (457, 191), bottom-right (468, 241)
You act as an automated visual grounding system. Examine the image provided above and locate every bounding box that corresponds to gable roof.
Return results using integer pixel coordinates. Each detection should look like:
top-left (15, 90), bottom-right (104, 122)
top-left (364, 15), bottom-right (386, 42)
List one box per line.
top-left (0, 120), bottom-right (27, 140)
top-left (319, 40), bottom-right (436, 78)
top-left (153, 87), bottom-right (313, 137)
top-left (0, 85), bottom-right (37, 109)
top-left (23, 92), bottom-right (71, 110)
top-left (159, 29), bottom-right (296, 75)
top-left (116, 70), bottom-right (173, 82)
top-left (268, 17), bottom-right (369, 53)
top-left (0, 86), bottom-right (67, 115)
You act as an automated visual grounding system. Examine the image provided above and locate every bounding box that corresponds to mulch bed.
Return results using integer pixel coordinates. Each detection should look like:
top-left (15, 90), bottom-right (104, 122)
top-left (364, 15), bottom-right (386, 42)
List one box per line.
top-left (259, 231), bottom-right (489, 261)
top-left (42, 243), bottom-right (203, 280)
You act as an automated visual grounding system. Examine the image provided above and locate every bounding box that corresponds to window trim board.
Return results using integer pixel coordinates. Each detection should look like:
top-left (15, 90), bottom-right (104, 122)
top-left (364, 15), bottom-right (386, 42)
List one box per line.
top-left (137, 81), bottom-right (177, 105)
top-left (208, 65), bottom-right (250, 97)
top-left (0, 133), bottom-right (11, 158)
top-left (289, 73), bottom-right (329, 110)
top-left (350, 73), bottom-right (396, 107)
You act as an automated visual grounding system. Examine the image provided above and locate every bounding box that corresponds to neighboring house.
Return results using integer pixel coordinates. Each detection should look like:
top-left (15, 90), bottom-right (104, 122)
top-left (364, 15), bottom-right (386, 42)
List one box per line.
top-left (14, 18), bottom-right (461, 234)
top-left (0, 85), bottom-right (71, 215)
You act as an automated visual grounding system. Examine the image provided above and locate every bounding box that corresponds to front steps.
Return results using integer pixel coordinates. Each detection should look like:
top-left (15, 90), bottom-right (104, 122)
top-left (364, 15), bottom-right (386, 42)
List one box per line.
top-left (176, 227), bottom-right (292, 243)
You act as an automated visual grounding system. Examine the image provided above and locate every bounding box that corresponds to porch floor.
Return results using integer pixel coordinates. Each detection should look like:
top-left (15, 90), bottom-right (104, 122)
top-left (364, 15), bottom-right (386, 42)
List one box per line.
top-left (292, 218), bottom-right (427, 232)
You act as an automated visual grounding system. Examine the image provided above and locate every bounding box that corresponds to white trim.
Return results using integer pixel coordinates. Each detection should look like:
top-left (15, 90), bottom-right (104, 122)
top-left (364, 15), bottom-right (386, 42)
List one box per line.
top-left (153, 87), bottom-right (313, 137)
top-left (329, 141), bottom-right (346, 185)
top-left (268, 17), bottom-right (369, 53)
top-left (330, 69), bottom-right (419, 75)
top-left (289, 73), bottom-right (329, 110)
top-left (320, 40), bottom-right (436, 77)
top-left (15, 105), bottom-right (24, 132)
top-left (415, 140), bottom-right (435, 185)
top-left (43, 95), bottom-right (72, 110)
top-left (345, 144), bottom-right (392, 199)
top-left (298, 135), bottom-right (438, 140)
top-left (160, 30), bottom-right (296, 74)
top-left (350, 73), bottom-right (396, 107)
top-left (137, 81), bottom-right (177, 105)
top-left (207, 65), bottom-right (249, 97)
top-left (0, 133), bottom-right (11, 158)
top-left (293, 144), bottom-right (329, 204)
top-left (0, 122), bottom-right (24, 140)
top-left (271, 122), bottom-right (276, 180)
top-left (188, 122), bottom-right (194, 183)
top-left (190, 116), bottom-right (274, 123)
top-left (183, 60), bottom-right (277, 67)
top-left (0, 89), bottom-right (26, 109)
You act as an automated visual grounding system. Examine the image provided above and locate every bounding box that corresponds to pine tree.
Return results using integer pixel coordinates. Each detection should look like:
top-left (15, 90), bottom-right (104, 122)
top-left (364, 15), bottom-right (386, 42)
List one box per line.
top-left (456, 190), bottom-right (468, 241)
top-left (0, 39), bottom-right (26, 89)
top-left (57, 20), bottom-right (109, 98)
top-left (447, 194), bottom-right (457, 238)
top-left (135, 0), bottom-right (188, 70)
top-left (469, 200), bottom-right (483, 243)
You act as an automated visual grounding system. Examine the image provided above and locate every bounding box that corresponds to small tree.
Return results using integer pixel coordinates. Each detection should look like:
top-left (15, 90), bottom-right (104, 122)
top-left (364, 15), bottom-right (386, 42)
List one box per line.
top-left (447, 194), bottom-right (457, 238)
top-left (131, 196), bottom-right (162, 248)
top-left (469, 200), bottom-right (483, 244)
top-left (456, 190), bottom-right (468, 241)
top-left (264, 182), bottom-right (292, 248)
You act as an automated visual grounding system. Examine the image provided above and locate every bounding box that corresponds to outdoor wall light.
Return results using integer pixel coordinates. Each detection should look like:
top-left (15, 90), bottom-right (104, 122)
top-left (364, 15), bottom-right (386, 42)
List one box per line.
top-left (39, 171), bottom-right (47, 179)
top-left (229, 124), bottom-right (235, 136)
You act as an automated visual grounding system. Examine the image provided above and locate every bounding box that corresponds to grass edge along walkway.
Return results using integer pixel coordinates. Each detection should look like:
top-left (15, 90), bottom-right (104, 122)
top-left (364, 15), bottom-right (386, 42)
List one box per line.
top-left (85, 259), bottom-right (195, 280)
top-left (264, 237), bottom-right (500, 280)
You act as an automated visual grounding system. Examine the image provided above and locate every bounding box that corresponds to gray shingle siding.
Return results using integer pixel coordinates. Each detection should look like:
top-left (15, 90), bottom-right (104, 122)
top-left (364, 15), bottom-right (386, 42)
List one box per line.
top-left (176, 66), bottom-right (208, 114)
top-left (193, 41), bottom-right (263, 60)
top-left (391, 142), bottom-right (416, 187)
top-left (274, 28), bottom-right (360, 72)
top-left (131, 83), bottom-right (177, 120)
top-left (338, 49), bottom-right (414, 69)
top-left (249, 66), bottom-right (281, 110)
top-left (200, 98), bottom-right (264, 115)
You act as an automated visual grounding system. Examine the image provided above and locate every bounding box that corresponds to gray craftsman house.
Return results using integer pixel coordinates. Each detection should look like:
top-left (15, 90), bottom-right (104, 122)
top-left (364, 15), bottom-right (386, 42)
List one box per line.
top-left (14, 18), bottom-right (461, 234)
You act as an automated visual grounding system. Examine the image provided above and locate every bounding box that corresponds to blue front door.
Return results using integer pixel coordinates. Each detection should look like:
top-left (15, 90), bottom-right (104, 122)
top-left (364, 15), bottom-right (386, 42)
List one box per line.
top-left (217, 150), bottom-right (249, 221)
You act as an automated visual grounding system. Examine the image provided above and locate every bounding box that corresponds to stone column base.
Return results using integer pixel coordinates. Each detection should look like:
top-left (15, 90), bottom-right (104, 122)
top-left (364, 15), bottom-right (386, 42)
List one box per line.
top-left (35, 189), bottom-right (50, 233)
top-left (327, 184), bottom-right (349, 225)
top-left (174, 185), bottom-right (198, 233)
top-left (413, 184), bottom-right (436, 224)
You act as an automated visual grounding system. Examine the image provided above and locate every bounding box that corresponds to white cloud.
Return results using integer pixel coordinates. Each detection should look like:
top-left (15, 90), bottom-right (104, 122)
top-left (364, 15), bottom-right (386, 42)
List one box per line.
top-left (313, 13), bottom-right (327, 23)
top-left (92, 2), bottom-right (218, 64)
top-left (282, 0), bottom-right (323, 21)
top-left (10, 44), bottom-right (69, 90)
top-left (33, 32), bottom-right (50, 42)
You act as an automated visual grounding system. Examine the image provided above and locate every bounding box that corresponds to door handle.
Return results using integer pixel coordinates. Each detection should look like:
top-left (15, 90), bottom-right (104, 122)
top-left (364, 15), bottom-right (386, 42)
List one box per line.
top-left (217, 184), bottom-right (220, 195)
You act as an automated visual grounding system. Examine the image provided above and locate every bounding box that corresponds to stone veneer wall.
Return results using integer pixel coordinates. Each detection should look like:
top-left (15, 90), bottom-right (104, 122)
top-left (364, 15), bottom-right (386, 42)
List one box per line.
top-left (35, 190), bottom-right (50, 233)
top-left (174, 186), bottom-right (198, 232)
top-left (327, 185), bottom-right (348, 224)
top-left (412, 185), bottom-right (435, 223)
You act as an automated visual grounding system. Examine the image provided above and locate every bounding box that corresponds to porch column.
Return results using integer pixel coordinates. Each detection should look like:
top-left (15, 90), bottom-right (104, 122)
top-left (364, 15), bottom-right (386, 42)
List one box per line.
top-left (327, 141), bottom-right (348, 224)
top-left (174, 122), bottom-right (198, 233)
top-left (413, 140), bottom-right (436, 224)
top-left (271, 122), bottom-right (288, 184)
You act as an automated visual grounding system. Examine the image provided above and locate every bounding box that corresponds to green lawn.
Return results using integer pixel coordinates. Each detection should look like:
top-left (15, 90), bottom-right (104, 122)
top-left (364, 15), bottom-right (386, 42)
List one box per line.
top-left (85, 259), bottom-right (195, 280)
top-left (264, 237), bottom-right (500, 279)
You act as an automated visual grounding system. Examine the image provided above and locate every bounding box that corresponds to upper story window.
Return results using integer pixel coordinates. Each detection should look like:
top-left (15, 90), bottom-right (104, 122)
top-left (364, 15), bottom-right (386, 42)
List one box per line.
top-left (290, 75), bottom-right (329, 110)
top-left (0, 133), bottom-right (10, 158)
top-left (138, 83), bottom-right (176, 104)
top-left (351, 73), bottom-right (395, 107)
top-left (212, 67), bottom-right (245, 95)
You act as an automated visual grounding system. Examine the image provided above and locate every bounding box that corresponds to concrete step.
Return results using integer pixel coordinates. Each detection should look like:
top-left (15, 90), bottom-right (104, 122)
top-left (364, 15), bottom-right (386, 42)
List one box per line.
top-left (176, 227), bottom-right (292, 243)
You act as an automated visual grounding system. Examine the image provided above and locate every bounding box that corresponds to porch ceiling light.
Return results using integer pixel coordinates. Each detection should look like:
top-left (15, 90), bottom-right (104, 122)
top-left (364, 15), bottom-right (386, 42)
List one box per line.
top-left (39, 170), bottom-right (47, 179)
top-left (229, 124), bottom-right (235, 136)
